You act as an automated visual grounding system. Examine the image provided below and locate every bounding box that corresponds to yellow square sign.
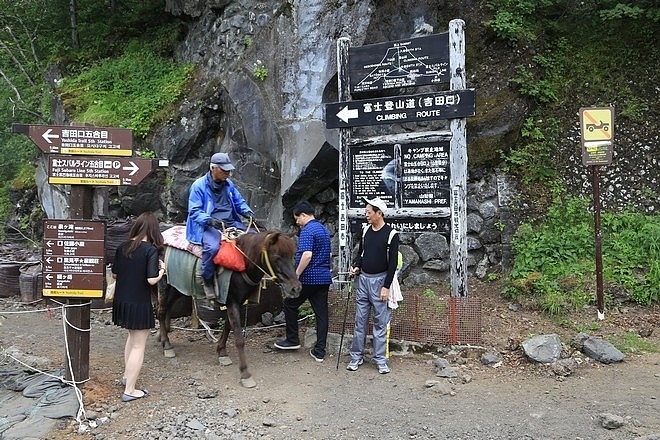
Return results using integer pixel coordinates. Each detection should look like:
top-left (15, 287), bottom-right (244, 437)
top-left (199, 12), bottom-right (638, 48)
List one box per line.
top-left (580, 107), bottom-right (614, 142)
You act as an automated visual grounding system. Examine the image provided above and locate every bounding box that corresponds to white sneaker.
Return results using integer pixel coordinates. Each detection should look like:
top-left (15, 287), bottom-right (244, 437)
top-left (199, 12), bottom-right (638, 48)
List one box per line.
top-left (346, 359), bottom-right (363, 371)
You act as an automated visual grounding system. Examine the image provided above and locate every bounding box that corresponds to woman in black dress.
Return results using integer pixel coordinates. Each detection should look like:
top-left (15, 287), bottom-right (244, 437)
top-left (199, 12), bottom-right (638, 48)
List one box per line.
top-left (112, 212), bottom-right (164, 401)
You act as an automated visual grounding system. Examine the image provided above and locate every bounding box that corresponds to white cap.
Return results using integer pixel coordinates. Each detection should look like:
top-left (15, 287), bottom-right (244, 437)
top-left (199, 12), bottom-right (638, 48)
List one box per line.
top-left (363, 196), bottom-right (387, 213)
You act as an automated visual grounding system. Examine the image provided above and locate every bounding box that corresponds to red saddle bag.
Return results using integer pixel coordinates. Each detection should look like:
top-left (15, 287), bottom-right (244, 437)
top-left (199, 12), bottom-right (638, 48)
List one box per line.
top-left (213, 239), bottom-right (246, 272)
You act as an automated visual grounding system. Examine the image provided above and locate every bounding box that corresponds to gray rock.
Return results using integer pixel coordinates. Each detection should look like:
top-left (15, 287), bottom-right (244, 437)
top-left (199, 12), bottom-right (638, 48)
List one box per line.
top-left (521, 334), bottom-right (563, 363)
top-left (598, 412), bottom-right (625, 429)
top-left (480, 352), bottom-right (501, 365)
top-left (552, 358), bottom-right (577, 377)
top-left (582, 337), bottom-right (625, 364)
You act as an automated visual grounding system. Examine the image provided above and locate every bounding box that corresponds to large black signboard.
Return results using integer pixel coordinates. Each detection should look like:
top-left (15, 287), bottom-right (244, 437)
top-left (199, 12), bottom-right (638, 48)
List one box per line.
top-left (401, 143), bottom-right (450, 208)
top-left (349, 145), bottom-right (396, 208)
top-left (348, 33), bottom-right (450, 93)
top-left (349, 142), bottom-right (450, 210)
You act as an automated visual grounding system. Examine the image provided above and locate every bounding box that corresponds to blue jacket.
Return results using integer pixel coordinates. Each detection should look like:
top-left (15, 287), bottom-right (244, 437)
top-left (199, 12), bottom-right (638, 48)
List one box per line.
top-left (185, 173), bottom-right (253, 244)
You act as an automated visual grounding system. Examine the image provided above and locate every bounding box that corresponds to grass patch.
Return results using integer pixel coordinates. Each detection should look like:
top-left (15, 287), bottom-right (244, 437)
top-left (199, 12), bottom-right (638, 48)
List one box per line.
top-left (608, 332), bottom-right (659, 354)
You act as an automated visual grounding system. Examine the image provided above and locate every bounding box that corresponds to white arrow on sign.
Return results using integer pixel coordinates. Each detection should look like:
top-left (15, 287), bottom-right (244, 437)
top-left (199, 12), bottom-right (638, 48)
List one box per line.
top-left (41, 128), bottom-right (60, 144)
top-left (45, 273), bottom-right (53, 281)
top-left (122, 161), bottom-right (139, 176)
top-left (45, 256), bottom-right (52, 264)
top-left (336, 105), bottom-right (359, 123)
top-left (46, 240), bottom-right (53, 248)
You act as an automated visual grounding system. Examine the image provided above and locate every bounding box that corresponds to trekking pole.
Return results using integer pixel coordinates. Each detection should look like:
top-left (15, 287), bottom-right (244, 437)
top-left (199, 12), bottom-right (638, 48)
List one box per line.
top-left (336, 273), bottom-right (353, 370)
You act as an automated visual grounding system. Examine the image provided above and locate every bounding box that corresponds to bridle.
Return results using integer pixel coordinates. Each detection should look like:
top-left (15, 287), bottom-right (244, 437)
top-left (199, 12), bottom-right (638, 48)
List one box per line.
top-left (235, 232), bottom-right (283, 288)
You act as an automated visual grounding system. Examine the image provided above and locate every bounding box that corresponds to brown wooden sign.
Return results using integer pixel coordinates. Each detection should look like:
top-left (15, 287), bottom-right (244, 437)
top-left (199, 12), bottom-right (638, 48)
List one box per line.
top-left (42, 220), bottom-right (105, 297)
top-left (48, 155), bottom-right (157, 186)
top-left (12, 123), bottom-right (133, 156)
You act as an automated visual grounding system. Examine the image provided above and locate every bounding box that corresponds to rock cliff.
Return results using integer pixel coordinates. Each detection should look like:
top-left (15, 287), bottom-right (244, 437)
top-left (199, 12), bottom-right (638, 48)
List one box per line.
top-left (33, 0), bottom-right (657, 284)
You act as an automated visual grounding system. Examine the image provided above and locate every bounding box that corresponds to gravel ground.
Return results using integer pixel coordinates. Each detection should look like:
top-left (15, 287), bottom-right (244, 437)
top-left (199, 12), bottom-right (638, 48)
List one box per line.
top-left (1, 283), bottom-right (659, 440)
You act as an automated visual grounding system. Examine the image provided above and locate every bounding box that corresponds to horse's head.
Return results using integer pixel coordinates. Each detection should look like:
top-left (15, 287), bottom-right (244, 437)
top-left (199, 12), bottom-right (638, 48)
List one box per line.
top-left (238, 231), bottom-right (302, 298)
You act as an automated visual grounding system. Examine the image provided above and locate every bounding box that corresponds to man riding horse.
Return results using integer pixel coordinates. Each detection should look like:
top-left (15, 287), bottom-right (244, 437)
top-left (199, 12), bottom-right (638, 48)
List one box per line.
top-left (185, 152), bottom-right (255, 310)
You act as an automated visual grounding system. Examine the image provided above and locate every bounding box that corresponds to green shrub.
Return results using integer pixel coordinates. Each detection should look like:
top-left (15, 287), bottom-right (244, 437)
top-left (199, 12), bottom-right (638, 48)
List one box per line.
top-left (501, 116), bottom-right (559, 184)
top-left (505, 195), bottom-right (659, 313)
top-left (59, 51), bottom-right (193, 138)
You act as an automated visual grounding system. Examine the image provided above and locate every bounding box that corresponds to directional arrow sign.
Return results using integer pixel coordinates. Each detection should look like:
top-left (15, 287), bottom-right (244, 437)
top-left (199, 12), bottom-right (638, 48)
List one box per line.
top-left (48, 155), bottom-right (165, 186)
top-left (42, 219), bottom-right (105, 298)
top-left (12, 123), bottom-right (133, 156)
top-left (325, 89), bottom-right (476, 129)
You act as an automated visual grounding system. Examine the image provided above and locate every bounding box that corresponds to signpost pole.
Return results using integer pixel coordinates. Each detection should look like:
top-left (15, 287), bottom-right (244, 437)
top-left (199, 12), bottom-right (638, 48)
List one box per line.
top-left (337, 37), bottom-right (352, 284)
top-left (592, 166), bottom-right (605, 319)
top-left (64, 185), bottom-right (92, 384)
top-left (579, 106), bottom-right (614, 319)
top-left (448, 19), bottom-right (468, 299)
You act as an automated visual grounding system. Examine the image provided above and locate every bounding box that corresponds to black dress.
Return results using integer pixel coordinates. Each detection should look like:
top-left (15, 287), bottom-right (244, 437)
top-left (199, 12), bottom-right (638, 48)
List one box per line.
top-left (112, 241), bottom-right (158, 330)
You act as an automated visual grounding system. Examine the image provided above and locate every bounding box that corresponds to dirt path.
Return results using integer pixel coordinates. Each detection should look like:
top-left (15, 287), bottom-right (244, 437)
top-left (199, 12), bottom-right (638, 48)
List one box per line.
top-left (1, 287), bottom-right (659, 440)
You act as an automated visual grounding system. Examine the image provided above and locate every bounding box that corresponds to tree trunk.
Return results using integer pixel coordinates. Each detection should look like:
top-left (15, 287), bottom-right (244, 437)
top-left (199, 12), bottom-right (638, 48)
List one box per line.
top-left (70, 0), bottom-right (79, 50)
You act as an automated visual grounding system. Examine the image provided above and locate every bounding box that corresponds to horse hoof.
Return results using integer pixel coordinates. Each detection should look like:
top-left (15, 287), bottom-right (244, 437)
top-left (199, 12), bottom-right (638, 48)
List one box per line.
top-left (164, 349), bottom-right (176, 358)
top-left (240, 377), bottom-right (257, 388)
top-left (218, 356), bottom-right (233, 366)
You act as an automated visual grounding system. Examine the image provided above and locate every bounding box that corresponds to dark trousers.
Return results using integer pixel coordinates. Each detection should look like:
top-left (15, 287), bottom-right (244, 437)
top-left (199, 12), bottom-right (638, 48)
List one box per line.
top-left (283, 284), bottom-right (329, 358)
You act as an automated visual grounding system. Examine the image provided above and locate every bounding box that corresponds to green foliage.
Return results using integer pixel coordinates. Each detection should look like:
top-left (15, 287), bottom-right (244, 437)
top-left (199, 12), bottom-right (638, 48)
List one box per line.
top-left (422, 287), bottom-right (436, 298)
top-left (608, 331), bottom-right (659, 354)
top-left (505, 195), bottom-right (660, 313)
top-left (252, 60), bottom-right (268, 81)
top-left (484, 0), bottom-right (562, 43)
top-left (136, 149), bottom-right (156, 159)
top-left (601, 210), bottom-right (660, 304)
top-left (0, 135), bottom-right (38, 225)
top-left (59, 50), bottom-right (193, 138)
top-left (500, 116), bottom-right (559, 184)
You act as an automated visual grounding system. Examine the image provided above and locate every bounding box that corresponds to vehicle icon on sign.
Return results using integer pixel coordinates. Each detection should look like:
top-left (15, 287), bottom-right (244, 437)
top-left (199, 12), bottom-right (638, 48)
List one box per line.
top-left (586, 121), bottom-right (609, 132)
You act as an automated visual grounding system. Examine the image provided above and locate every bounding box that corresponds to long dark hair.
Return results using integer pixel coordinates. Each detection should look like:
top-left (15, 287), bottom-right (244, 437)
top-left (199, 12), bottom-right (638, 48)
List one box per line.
top-left (123, 212), bottom-right (164, 258)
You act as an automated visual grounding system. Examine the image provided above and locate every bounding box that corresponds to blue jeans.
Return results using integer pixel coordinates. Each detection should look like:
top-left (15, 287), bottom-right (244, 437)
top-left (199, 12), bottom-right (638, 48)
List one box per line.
top-left (349, 272), bottom-right (391, 366)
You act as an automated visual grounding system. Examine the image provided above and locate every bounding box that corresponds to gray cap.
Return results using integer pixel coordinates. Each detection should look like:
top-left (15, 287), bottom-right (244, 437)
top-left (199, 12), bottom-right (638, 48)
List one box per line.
top-left (210, 152), bottom-right (235, 171)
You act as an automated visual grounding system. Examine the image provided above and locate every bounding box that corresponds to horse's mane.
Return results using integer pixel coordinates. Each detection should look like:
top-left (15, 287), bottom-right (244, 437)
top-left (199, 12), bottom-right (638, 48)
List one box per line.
top-left (236, 231), bottom-right (296, 269)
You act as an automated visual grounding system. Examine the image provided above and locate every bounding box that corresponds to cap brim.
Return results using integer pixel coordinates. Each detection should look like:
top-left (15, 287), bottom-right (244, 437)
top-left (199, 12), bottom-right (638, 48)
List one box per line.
top-left (217, 164), bottom-right (234, 171)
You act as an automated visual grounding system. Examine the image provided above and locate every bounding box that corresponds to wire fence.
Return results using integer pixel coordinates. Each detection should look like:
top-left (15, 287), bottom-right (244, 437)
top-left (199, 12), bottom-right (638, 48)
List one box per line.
top-left (328, 288), bottom-right (482, 345)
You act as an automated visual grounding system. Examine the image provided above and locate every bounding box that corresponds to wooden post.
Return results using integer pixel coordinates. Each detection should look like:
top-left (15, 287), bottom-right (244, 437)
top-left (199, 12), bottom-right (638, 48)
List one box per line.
top-left (64, 185), bottom-right (92, 384)
top-left (592, 166), bottom-right (605, 319)
top-left (449, 19), bottom-right (468, 297)
top-left (337, 37), bottom-right (352, 282)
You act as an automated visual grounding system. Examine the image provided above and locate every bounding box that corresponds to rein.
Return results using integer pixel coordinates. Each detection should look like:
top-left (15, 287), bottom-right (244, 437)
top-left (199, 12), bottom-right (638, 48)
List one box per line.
top-left (234, 232), bottom-right (280, 287)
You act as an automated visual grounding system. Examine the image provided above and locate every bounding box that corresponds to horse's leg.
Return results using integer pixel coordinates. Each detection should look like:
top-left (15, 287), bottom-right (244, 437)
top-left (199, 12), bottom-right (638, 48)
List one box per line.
top-left (216, 314), bottom-right (233, 366)
top-left (157, 282), bottom-right (176, 357)
top-left (225, 302), bottom-right (255, 388)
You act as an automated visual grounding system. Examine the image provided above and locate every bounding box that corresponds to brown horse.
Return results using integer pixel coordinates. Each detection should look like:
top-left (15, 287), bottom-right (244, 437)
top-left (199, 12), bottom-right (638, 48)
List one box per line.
top-left (156, 230), bottom-right (301, 388)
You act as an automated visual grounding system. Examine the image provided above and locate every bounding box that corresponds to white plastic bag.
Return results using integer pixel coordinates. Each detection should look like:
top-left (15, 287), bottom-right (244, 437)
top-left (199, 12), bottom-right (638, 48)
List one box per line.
top-left (105, 281), bottom-right (116, 304)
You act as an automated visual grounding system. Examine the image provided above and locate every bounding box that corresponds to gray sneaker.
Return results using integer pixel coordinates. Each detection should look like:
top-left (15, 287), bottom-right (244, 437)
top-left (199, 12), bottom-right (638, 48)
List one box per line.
top-left (346, 359), bottom-right (363, 371)
top-left (378, 363), bottom-right (391, 374)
